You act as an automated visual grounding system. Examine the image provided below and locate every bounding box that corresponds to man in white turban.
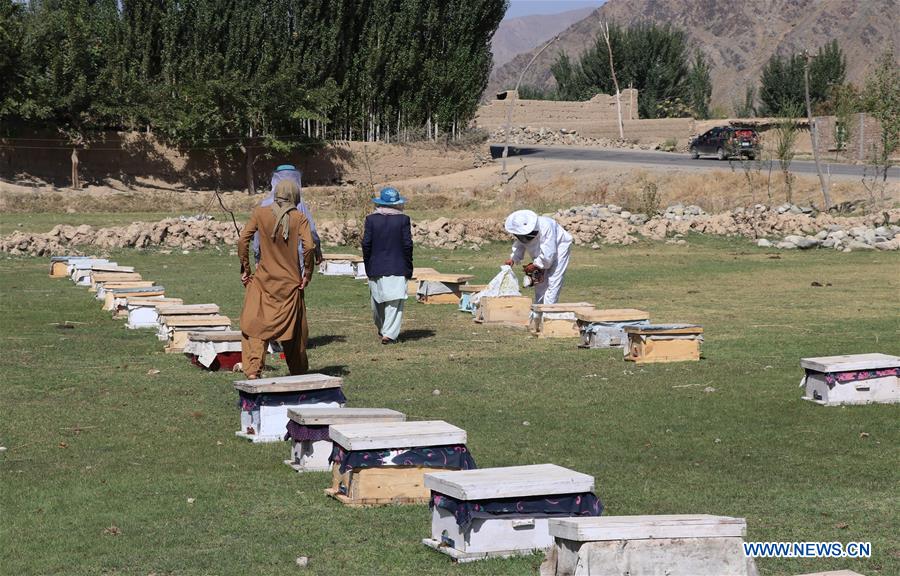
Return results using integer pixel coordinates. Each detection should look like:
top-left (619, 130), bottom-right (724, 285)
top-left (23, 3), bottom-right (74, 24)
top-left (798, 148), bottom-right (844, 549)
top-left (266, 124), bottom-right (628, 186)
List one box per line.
top-left (504, 209), bottom-right (573, 305)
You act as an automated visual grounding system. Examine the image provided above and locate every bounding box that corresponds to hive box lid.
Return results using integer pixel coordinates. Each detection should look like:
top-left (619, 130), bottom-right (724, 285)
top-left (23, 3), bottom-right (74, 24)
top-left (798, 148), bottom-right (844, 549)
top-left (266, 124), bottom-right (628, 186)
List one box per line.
top-left (425, 464), bottom-right (594, 500)
top-left (625, 323), bottom-right (702, 335)
top-left (157, 304), bottom-right (220, 316)
top-left (800, 353), bottom-right (900, 373)
top-left (322, 253), bottom-right (363, 262)
top-left (459, 284), bottom-right (488, 293)
top-left (92, 272), bottom-right (143, 283)
top-left (549, 515), bottom-right (746, 542)
top-left (128, 297), bottom-right (183, 307)
top-left (103, 281), bottom-right (154, 289)
top-left (288, 407), bottom-right (406, 425)
top-left (52, 255), bottom-right (92, 262)
top-left (187, 330), bottom-right (242, 342)
top-left (164, 315), bottom-right (231, 327)
top-left (91, 264), bottom-right (135, 273)
top-left (233, 373), bottom-right (343, 394)
top-left (417, 272), bottom-right (475, 283)
top-left (110, 286), bottom-right (164, 295)
top-left (576, 308), bottom-right (650, 322)
top-left (534, 302), bottom-right (595, 313)
top-left (329, 420), bottom-right (465, 451)
top-left (71, 259), bottom-right (111, 269)
top-left (411, 267), bottom-right (439, 278)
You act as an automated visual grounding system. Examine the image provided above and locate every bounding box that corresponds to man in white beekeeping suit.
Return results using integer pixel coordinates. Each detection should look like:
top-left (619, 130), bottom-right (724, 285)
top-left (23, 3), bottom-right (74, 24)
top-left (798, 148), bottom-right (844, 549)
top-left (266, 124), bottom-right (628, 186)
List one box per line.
top-left (503, 209), bottom-right (573, 305)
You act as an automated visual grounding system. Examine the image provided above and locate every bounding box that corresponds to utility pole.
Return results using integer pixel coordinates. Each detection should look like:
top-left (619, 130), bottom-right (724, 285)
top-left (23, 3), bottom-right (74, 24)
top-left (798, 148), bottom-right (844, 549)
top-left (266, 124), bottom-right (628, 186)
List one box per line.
top-left (803, 51), bottom-right (831, 209)
top-left (501, 35), bottom-right (560, 175)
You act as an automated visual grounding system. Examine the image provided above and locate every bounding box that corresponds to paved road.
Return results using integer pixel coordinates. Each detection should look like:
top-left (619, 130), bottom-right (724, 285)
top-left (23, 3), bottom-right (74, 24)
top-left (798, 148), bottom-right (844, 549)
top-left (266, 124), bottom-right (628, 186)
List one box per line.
top-left (490, 144), bottom-right (899, 180)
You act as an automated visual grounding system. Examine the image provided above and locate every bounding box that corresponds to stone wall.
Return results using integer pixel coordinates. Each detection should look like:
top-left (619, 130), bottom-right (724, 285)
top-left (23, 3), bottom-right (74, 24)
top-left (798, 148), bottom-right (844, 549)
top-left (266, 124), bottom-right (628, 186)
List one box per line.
top-left (812, 113), bottom-right (890, 161)
top-left (474, 89), bottom-right (698, 142)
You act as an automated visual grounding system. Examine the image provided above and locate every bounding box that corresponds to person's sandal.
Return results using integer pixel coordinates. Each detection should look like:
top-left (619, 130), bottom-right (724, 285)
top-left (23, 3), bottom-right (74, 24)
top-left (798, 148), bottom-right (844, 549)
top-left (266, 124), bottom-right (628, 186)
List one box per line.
top-left (381, 337), bottom-right (397, 345)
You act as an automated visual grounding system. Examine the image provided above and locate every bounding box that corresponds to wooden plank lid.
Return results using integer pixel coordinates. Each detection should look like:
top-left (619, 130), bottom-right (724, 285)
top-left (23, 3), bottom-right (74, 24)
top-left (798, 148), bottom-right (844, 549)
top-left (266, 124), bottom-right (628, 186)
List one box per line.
top-left (233, 373), bottom-right (343, 394)
top-left (322, 253), bottom-right (363, 262)
top-left (576, 308), bottom-right (650, 322)
top-left (800, 353), bottom-right (900, 373)
top-left (51, 255), bottom-right (91, 262)
top-left (186, 330), bottom-right (243, 343)
top-left (157, 304), bottom-right (220, 316)
top-left (92, 272), bottom-right (143, 283)
top-left (416, 272), bottom-right (475, 283)
top-left (288, 407), bottom-right (406, 426)
top-left (91, 264), bottom-right (135, 273)
top-left (109, 286), bottom-right (164, 295)
top-left (533, 302), bottom-right (595, 313)
top-left (127, 297), bottom-right (183, 307)
top-left (163, 315), bottom-right (231, 327)
top-left (624, 323), bottom-right (702, 335)
top-left (549, 515), bottom-right (746, 542)
top-left (424, 464), bottom-right (594, 500)
top-left (102, 281), bottom-right (155, 289)
top-left (411, 267), bottom-right (439, 278)
top-left (329, 420), bottom-right (466, 451)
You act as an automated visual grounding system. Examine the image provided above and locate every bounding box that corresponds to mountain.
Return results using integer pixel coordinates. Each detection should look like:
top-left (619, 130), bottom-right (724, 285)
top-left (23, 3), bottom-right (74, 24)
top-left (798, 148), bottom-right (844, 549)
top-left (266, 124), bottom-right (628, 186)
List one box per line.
top-left (488, 0), bottom-right (900, 112)
top-left (491, 6), bottom-right (597, 68)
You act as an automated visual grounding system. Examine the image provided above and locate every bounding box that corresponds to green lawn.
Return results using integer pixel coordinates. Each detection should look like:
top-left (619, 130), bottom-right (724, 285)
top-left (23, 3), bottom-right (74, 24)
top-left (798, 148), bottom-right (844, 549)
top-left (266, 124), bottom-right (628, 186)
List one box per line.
top-left (1, 238), bottom-right (898, 576)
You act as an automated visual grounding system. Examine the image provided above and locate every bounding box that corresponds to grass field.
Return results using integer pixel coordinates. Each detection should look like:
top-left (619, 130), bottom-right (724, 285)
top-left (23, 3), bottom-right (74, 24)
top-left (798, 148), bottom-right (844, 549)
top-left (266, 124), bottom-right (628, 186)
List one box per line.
top-left (2, 237), bottom-right (898, 576)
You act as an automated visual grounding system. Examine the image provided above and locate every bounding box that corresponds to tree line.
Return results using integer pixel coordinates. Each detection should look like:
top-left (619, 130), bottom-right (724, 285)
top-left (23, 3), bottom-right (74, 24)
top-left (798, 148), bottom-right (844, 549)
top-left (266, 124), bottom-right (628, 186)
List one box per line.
top-left (0, 0), bottom-right (505, 157)
top-left (545, 22), bottom-right (713, 120)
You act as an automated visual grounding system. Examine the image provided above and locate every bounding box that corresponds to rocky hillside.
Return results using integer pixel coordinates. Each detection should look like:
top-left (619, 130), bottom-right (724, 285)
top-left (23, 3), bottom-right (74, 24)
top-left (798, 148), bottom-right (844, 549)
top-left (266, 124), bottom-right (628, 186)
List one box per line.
top-left (491, 6), bottom-right (596, 68)
top-left (489, 0), bottom-right (900, 111)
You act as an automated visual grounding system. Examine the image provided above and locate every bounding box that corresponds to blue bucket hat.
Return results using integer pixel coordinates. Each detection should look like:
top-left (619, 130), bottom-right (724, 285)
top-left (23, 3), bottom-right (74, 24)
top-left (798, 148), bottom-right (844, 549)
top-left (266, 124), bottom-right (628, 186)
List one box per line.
top-left (275, 164), bottom-right (297, 172)
top-left (373, 187), bottom-right (406, 206)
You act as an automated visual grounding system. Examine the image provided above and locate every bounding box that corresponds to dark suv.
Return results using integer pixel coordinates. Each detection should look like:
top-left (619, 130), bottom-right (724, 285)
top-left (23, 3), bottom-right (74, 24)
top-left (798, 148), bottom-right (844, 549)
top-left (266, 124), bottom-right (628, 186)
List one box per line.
top-left (689, 126), bottom-right (759, 160)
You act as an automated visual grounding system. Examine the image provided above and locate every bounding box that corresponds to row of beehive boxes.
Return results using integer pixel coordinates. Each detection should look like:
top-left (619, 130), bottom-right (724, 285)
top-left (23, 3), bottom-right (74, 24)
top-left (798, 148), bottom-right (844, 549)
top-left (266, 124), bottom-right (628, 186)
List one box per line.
top-left (231, 371), bottom-right (761, 572)
top-left (50, 255), bottom-right (239, 368)
top-left (403, 266), bottom-right (898, 400)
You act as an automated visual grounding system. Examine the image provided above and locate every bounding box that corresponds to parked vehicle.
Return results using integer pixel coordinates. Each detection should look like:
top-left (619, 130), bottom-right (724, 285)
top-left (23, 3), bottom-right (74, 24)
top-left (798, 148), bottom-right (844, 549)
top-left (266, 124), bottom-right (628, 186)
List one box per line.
top-left (689, 127), bottom-right (760, 160)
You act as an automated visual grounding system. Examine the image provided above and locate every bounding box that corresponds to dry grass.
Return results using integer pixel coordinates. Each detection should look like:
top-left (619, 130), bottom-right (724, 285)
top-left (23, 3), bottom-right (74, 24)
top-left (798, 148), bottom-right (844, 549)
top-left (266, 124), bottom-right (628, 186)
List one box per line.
top-left (2, 163), bottom-right (894, 224)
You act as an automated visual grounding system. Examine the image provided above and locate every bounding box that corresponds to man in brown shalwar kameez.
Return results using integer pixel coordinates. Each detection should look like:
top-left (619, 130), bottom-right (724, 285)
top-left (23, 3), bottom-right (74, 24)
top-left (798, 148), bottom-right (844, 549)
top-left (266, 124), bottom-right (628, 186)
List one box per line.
top-left (238, 179), bottom-right (316, 379)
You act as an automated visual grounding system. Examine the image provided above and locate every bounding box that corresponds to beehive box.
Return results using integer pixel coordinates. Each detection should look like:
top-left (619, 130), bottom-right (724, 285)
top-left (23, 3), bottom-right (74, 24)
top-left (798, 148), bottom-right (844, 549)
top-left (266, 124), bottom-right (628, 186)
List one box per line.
top-left (416, 273), bottom-right (476, 305)
top-left (70, 259), bottom-right (114, 284)
top-left (125, 297), bottom-right (184, 329)
top-left (624, 324), bottom-right (703, 364)
top-left (423, 464), bottom-right (600, 562)
top-left (155, 304), bottom-right (221, 340)
top-left (800, 353), bottom-right (900, 406)
top-left (319, 253), bottom-right (364, 276)
top-left (103, 285), bottom-right (165, 314)
top-left (95, 280), bottom-right (154, 301)
top-left (576, 309), bottom-right (650, 348)
top-left (458, 284), bottom-right (488, 314)
top-left (183, 330), bottom-right (244, 371)
top-left (407, 267), bottom-right (440, 295)
top-left (531, 303), bottom-right (596, 338)
top-left (474, 296), bottom-right (533, 326)
top-left (50, 256), bottom-right (90, 278)
top-left (160, 315), bottom-right (231, 352)
top-left (88, 270), bottom-right (141, 291)
top-left (326, 420), bottom-right (471, 506)
top-left (548, 515), bottom-right (755, 576)
top-left (285, 407), bottom-right (406, 472)
top-left (234, 374), bottom-right (345, 443)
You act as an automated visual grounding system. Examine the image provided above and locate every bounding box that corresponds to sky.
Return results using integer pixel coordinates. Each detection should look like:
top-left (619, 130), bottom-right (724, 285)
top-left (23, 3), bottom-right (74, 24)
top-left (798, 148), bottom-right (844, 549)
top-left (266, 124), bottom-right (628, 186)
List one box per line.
top-left (503, 0), bottom-right (606, 20)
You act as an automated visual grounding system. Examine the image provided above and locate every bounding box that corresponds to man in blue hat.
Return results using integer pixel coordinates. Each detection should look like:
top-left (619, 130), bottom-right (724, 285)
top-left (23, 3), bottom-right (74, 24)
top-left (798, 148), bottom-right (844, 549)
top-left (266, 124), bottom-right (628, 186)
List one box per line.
top-left (362, 187), bottom-right (413, 344)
